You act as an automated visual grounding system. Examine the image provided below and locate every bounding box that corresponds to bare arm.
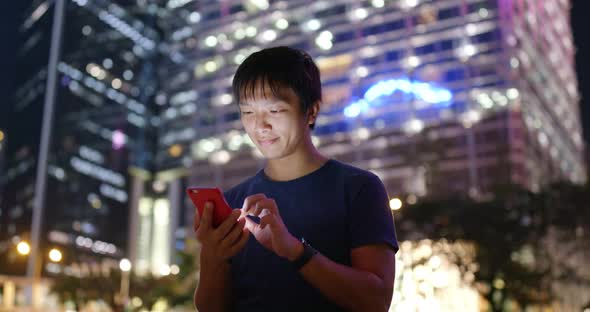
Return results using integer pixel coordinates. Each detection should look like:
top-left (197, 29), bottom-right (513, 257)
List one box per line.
top-left (242, 194), bottom-right (395, 311)
top-left (194, 258), bottom-right (231, 312)
top-left (292, 243), bottom-right (396, 311)
top-left (243, 194), bottom-right (397, 311)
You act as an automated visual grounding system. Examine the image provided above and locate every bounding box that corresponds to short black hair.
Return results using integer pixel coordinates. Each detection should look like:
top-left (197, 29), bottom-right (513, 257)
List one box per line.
top-left (232, 46), bottom-right (322, 129)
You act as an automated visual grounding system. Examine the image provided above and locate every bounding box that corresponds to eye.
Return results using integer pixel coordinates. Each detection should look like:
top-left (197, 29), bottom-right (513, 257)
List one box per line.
top-left (241, 111), bottom-right (253, 115)
top-left (270, 109), bottom-right (286, 114)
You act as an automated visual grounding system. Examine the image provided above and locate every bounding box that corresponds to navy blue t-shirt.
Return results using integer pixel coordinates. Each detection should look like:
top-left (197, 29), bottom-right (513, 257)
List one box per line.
top-left (224, 159), bottom-right (399, 312)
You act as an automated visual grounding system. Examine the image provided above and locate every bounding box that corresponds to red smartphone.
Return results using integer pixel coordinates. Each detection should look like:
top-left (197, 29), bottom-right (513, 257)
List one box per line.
top-left (186, 187), bottom-right (233, 228)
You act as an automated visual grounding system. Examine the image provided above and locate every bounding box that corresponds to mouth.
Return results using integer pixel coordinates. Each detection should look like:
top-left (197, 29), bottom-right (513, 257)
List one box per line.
top-left (258, 138), bottom-right (279, 146)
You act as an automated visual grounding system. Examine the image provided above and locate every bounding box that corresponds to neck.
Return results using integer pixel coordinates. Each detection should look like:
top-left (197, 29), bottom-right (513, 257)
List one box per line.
top-left (264, 138), bottom-right (328, 181)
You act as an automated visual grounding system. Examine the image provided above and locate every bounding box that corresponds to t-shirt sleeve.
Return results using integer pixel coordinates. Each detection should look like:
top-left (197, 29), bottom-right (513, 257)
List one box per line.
top-left (349, 174), bottom-right (399, 253)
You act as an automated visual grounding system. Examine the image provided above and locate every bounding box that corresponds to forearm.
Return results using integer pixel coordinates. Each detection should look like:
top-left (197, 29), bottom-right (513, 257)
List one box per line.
top-left (298, 253), bottom-right (393, 312)
top-left (194, 258), bottom-right (232, 312)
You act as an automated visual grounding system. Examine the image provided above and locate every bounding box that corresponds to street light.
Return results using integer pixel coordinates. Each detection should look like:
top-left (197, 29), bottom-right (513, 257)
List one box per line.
top-left (17, 241), bottom-right (31, 256)
top-left (48, 248), bottom-right (62, 262)
top-left (170, 264), bottom-right (180, 275)
top-left (390, 198), bottom-right (403, 210)
top-left (119, 258), bottom-right (132, 307)
top-left (159, 264), bottom-right (171, 276)
top-left (119, 258), bottom-right (131, 272)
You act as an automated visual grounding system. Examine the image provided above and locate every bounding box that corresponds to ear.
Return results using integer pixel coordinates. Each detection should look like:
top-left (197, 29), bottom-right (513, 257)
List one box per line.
top-left (307, 101), bottom-right (320, 125)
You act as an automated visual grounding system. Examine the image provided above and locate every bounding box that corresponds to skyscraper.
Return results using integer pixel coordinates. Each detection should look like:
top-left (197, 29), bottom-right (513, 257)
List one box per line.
top-left (4, 0), bottom-right (584, 275)
top-left (153, 2), bottom-right (585, 308)
top-left (156, 0), bottom-right (585, 204)
top-left (1, 0), bottom-right (58, 277)
top-left (0, 0), bottom-right (160, 281)
top-left (1, 0), bottom-right (585, 310)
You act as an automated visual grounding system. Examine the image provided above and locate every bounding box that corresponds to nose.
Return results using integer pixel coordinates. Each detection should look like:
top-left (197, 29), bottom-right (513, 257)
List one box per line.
top-left (254, 113), bottom-right (271, 133)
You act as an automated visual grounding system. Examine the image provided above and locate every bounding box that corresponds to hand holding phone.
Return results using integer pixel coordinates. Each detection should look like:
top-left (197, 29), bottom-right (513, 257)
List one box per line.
top-left (186, 187), bottom-right (233, 228)
top-left (189, 187), bottom-right (250, 264)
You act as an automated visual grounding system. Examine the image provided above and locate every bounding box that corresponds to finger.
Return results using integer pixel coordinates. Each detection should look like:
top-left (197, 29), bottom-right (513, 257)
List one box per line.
top-left (227, 228), bottom-right (250, 257)
top-left (214, 209), bottom-right (241, 242)
top-left (244, 216), bottom-right (258, 232)
top-left (255, 198), bottom-right (279, 217)
top-left (251, 198), bottom-right (271, 216)
top-left (193, 210), bottom-right (200, 233)
top-left (199, 202), bottom-right (213, 232)
top-left (196, 203), bottom-right (213, 242)
top-left (259, 208), bottom-right (271, 218)
top-left (252, 201), bottom-right (264, 216)
top-left (221, 218), bottom-right (246, 249)
top-left (265, 198), bottom-right (279, 215)
top-left (242, 194), bottom-right (267, 214)
top-left (259, 213), bottom-right (275, 230)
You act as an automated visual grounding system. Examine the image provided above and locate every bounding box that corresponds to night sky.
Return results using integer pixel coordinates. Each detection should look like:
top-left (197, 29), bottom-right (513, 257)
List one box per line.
top-left (0, 2), bottom-right (28, 129)
top-left (571, 0), bottom-right (590, 145)
top-left (1, 1), bottom-right (589, 144)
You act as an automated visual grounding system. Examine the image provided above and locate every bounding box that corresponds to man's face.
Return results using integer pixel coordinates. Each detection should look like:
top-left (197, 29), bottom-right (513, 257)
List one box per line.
top-left (239, 86), bottom-right (311, 160)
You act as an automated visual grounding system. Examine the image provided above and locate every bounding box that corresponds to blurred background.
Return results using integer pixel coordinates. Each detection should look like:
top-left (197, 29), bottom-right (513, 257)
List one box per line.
top-left (0, 0), bottom-right (589, 311)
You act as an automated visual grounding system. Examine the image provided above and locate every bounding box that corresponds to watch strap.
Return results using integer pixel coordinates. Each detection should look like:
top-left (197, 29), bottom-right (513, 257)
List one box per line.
top-left (291, 237), bottom-right (318, 270)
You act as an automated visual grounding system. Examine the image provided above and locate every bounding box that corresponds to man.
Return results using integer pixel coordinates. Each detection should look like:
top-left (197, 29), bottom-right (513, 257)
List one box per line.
top-left (194, 46), bottom-right (398, 311)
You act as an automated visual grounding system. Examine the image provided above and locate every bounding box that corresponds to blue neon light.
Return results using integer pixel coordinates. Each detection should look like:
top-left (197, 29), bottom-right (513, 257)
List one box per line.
top-left (343, 78), bottom-right (453, 118)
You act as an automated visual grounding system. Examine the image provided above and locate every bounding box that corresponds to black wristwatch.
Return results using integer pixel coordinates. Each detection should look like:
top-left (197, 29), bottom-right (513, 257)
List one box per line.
top-left (291, 237), bottom-right (318, 270)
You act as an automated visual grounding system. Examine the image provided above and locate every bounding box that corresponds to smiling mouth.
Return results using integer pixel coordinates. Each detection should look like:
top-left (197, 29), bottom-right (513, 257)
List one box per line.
top-left (258, 138), bottom-right (279, 146)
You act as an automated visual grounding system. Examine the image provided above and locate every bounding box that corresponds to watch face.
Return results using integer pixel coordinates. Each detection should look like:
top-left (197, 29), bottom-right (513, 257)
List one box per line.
top-left (302, 240), bottom-right (318, 255)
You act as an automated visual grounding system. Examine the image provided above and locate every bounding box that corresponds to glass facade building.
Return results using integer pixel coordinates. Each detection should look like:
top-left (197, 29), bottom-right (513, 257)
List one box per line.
top-left (156, 0), bottom-right (585, 203)
top-left (0, 0), bottom-right (160, 277)
top-left (1, 0), bottom-right (56, 276)
top-left (0, 1), bottom-right (585, 305)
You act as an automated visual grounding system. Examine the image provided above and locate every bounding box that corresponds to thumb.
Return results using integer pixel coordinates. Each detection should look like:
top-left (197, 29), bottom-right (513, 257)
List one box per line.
top-left (193, 211), bottom-right (200, 232)
top-left (260, 213), bottom-right (280, 232)
top-left (243, 216), bottom-right (258, 232)
top-left (200, 202), bottom-right (213, 231)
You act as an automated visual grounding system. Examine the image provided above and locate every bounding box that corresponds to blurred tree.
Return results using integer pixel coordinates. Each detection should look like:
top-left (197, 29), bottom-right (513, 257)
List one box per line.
top-left (396, 182), bottom-right (590, 311)
top-left (51, 269), bottom-right (120, 311)
top-left (50, 182), bottom-right (590, 311)
top-left (50, 250), bottom-right (198, 311)
top-left (537, 181), bottom-right (590, 310)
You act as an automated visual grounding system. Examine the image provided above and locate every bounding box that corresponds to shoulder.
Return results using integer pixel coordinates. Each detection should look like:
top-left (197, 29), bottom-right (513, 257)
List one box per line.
top-left (321, 160), bottom-right (387, 206)
top-left (329, 160), bottom-right (385, 193)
